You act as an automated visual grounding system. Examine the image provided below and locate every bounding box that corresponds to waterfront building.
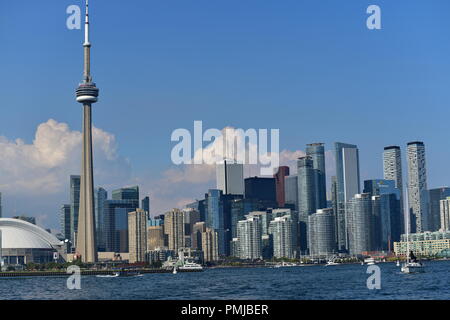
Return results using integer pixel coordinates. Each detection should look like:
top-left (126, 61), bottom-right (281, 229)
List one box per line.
top-left (141, 196), bottom-right (150, 214)
top-left (182, 208), bottom-right (200, 248)
top-left (306, 143), bottom-right (327, 210)
top-left (128, 209), bottom-right (147, 263)
top-left (191, 221), bottom-right (206, 250)
top-left (274, 166), bottom-right (290, 207)
top-left (147, 224), bottom-right (165, 251)
top-left (440, 197), bottom-right (450, 231)
top-left (237, 216), bottom-right (262, 260)
top-left (308, 208), bottom-right (337, 257)
top-left (347, 193), bottom-right (372, 255)
top-left (334, 142), bottom-right (360, 251)
top-left (269, 215), bottom-right (293, 259)
top-left (407, 141), bottom-right (429, 233)
top-left (164, 209), bottom-right (185, 252)
top-left (429, 188), bottom-right (450, 232)
top-left (216, 159), bottom-right (244, 195)
top-left (394, 230), bottom-right (450, 256)
top-left (0, 218), bottom-right (65, 265)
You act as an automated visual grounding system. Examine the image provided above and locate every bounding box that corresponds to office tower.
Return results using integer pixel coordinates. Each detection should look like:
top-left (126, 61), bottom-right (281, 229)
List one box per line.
top-left (205, 189), bottom-right (224, 254)
top-left (94, 187), bottom-right (107, 251)
top-left (383, 146), bottom-right (404, 231)
top-left (60, 204), bottom-right (71, 240)
top-left (269, 215), bottom-right (293, 259)
top-left (285, 175), bottom-right (298, 211)
top-left (147, 224), bottom-right (165, 251)
top-left (237, 216), bottom-right (262, 260)
top-left (112, 186), bottom-right (139, 202)
top-left (244, 177), bottom-right (277, 204)
top-left (128, 209), bottom-right (147, 263)
top-left (164, 209), bottom-right (185, 252)
top-left (347, 193), bottom-right (373, 255)
top-left (407, 141), bottom-right (429, 233)
top-left (141, 196), bottom-right (150, 213)
top-left (308, 208), bottom-right (337, 257)
top-left (104, 199), bottom-right (139, 252)
top-left (182, 208), bottom-right (200, 248)
top-left (428, 188), bottom-right (450, 232)
top-left (334, 142), bottom-right (360, 251)
top-left (363, 179), bottom-right (402, 249)
top-left (186, 199), bottom-right (206, 222)
top-left (70, 175), bottom-right (81, 245)
top-left (306, 143), bottom-right (327, 210)
top-left (331, 176), bottom-right (338, 244)
top-left (216, 159), bottom-right (244, 195)
top-left (202, 227), bottom-right (219, 262)
top-left (274, 166), bottom-right (290, 207)
top-left (192, 222), bottom-right (207, 250)
top-left (75, 0), bottom-right (99, 263)
top-left (297, 156), bottom-right (315, 252)
top-left (440, 198), bottom-right (450, 231)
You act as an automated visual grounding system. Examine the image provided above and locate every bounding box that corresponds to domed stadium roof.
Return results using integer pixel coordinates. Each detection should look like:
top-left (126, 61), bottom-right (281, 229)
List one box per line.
top-left (0, 218), bottom-right (62, 249)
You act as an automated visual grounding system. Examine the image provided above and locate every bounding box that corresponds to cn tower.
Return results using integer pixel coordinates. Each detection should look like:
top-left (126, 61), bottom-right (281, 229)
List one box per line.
top-left (75, 0), bottom-right (98, 263)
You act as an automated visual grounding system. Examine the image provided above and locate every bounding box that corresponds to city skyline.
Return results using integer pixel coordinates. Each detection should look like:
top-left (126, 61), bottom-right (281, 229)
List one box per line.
top-left (1, 1), bottom-right (450, 230)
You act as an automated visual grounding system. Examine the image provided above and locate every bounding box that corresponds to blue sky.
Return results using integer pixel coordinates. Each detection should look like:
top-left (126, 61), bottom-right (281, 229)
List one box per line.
top-left (0, 0), bottom-right (450, 229)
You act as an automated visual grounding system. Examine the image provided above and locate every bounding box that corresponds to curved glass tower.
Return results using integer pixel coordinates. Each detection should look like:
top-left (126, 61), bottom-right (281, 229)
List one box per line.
top-left (75, 0), bottom-right (98, 263)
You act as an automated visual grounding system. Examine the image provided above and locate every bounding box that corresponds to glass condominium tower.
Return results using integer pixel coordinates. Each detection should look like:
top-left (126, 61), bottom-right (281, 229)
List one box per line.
top-left (306, 143), bottom-right (327, 210)
top-left (334, 142), bottom-right (360, 252)
top-left (407, 141), bottom-right (429, 233)
top-left (383, 146), bottom-right (404, 234)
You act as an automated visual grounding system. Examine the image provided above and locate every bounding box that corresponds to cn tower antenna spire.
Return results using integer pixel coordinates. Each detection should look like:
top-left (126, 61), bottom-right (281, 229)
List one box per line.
top-left (83, 0), bottom-right (92, 83)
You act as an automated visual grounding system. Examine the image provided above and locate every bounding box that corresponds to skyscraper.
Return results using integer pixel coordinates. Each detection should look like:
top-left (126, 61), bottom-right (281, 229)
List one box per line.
top-left (440, 197), bottom-right (450, 231)
top-left (128, 209), bottom-right (148, 263)
top-left (216, 159), bottom-right (244, 195)
top-left (244, 177), bottom-right (277, 206)
top-left (334, 142), bottom-right (360, 251)
top-left (284, 175), bottom-right (298, 211)
top-left (346, 193), bottom-right (372, 255)
top-left (75, 0), bottom-right (99, 262)
top-left (60, 204), bottom-right (71, 241)
top-left (112, 186), bottom-right (139, 202)
top-left (141, 196), bottom-right (150, 213)
top-left (237, 216), bottom-right (262, 260)
top-left (104, 199), bottom-right (139, 252)
top-left (308, 208), bottom-right (337, 257)
top-left (269, 215), bottom-right (293, 259)
top-left (70, 175), bottom-right (80, 245)
top-left (297, 156), bottom-right (315, 252)
top-left (407, 141), bottom-right (429, 233)
top-left (94, 187), bottom-right (107, 251)
top-left (383, 146), bottom-right (404, 232)
top-left (306, 143), bottom-right (327, 210)
top-left (428, 188), bottom-right (450, 232)
top-left (164, 209), bottom-right (185, 252)
top-left (274, 166), bottom-right (290, 207)
top-left (0, 192), bottom-right (2, 218)
top-left (202, 227), bottom-right (219, 262)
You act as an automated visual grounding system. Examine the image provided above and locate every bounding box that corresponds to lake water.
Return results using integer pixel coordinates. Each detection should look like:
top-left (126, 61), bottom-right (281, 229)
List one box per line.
top-left (1, 260), bottom-right (450, 300)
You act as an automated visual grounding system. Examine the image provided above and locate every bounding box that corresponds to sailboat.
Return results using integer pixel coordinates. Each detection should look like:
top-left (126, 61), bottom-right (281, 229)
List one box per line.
top-left (401, 188), bottom-right (425, 274)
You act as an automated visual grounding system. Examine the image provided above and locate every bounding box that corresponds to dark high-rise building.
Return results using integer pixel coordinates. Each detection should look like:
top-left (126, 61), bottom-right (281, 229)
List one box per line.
top-left (274, 166), bottom-right (290, 207)
top-left (112, 186), bottom-right (139, 201)
top-left (383, 146), bottom-right (404, 234)
top-left (428, 187), bottom-right (450, 232)
top-left (347, 193), bottom-right (373, 255)
top-left (0, 192), bottom-right (2, 218)
top-left (334, 142), bottom-right (360, 252)
top-left (141, 196), bottom-right (150, 213)
top-left (306, 143), bottom-right (327, 210)
top-left (284, 175), bottom-right (298, 211)
top-left (297, 156), bottom-right (315, 252)
top-left (186, 200), bottom-right (206, 222)
top-left (94, 187), bottom-right (107, 251)
top-left (70, 175), bottom-right (81, 245)
top-left (244, 177), bottom-right (277, 207)
top-left (104, 200), bottom-right (139, 252)
top-left (60, 204), bottom-right (71, 240)
top-left (230, 198), bottom-right (262, 239)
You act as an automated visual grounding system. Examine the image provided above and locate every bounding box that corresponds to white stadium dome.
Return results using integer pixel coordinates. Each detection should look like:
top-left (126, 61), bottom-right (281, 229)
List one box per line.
top-left (0, 218), bottom-right (62, 249)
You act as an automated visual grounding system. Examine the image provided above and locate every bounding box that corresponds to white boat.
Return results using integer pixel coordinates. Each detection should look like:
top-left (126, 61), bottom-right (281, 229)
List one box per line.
top-left (96, 273), bottom-right (119, 278)
top-left (364, 258), bottom-right (376, 265)
top-left (325, 260), bottom-right (340, 266)
top-left (400, 188), bottom-right (425, 274)
top-left (178, 261), bottom-right (203, 271)
top-left (173, 266), bottom-right (177, 274)
top-left (274, 261), bottom-right (298, 268)
top-left (396, 260), bottom-right (400, 267)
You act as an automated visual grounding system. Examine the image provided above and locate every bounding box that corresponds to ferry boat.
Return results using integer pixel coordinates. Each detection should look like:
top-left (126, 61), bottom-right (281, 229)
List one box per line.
top-left (178, 261), bottom-right (203, 271)
top-left (274, 261), bottom-right (298, 268)
top-left (364, 258), bottom-right (376, 265)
